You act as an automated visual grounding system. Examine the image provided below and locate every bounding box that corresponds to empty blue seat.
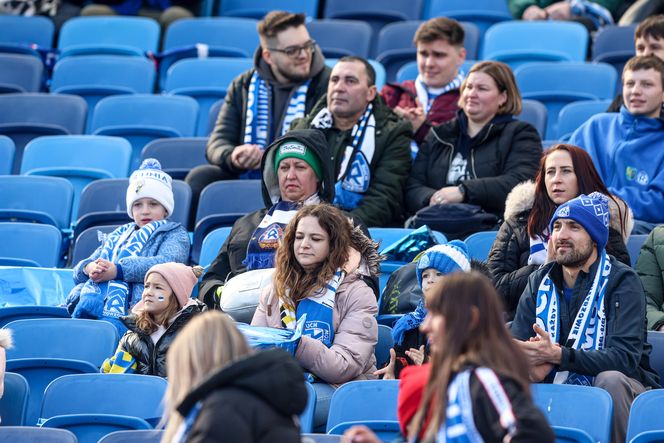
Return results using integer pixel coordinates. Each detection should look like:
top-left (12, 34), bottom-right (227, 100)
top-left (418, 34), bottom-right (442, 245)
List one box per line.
top-left (515, 62), bottom-right (618, 139)
top-left (423, 0), bottom-right (512, 40)
top-left (464, 230), bottom-right (498, 261)
top-left (207, 99), bottom-right (224, 135)
top-left (627, 388), bottom-right (664, 443)
top-left (0, 427), bottom-right (77, 443)
top-left (0, 306), bottom-right (69, 329)
top-left (301, 382), bottom-right (317, 434)
top-left (90, 94), bottom-right (198, 170)
top-left (98, 429), bottom-right (164, 443)
top-left (0, 373), bottom-right (29, 426)
top-left (0, 135), bottom-right (14, 174)
top-left (519, 99), bottom-right (548, 139)
top-left (307, 19), bottom-right (373, 58)
top-left (0, 176), bottom-right (74, 230)
top-left (21, 135), bottom-right (132, 221)
top-left (592, 24), bottom-right (637, 75)
top-left (199, 226), bottom-right (233, 269)
top-left (141, 137), bottom-right (208, 180)
top-left (0, 223), bottom-right (62, 267)
top-left (164, 58), bottom-right (254, 136)
top-left (0, 93), bottom-right (87, 173)
top-left (219, 0), bottom-right (318, 18)
top-left (325, 58), bottom-right (386, 90)
top-left (0, 53), bottom-right (43, 93)
top-left (58, 16), bottom-right (160, 58)
top-left (375, 324), bottom-right (394, 368)
top-left (646, 331), bottom-right (664, 381)
top-left (628, 234), bottom-right (649, 268)
top-left (326, 380), bottom-right (399, 433)
top-left (557, 99), bottom-right (612, 140)
top-left (70, 225), bottom-right (120, 267)
top-left (0, 15), bottom-right (54, 49)
top-left (42, 415), bottom-right (152, 443)
top-left (482, 21), bottom-right (589, 69)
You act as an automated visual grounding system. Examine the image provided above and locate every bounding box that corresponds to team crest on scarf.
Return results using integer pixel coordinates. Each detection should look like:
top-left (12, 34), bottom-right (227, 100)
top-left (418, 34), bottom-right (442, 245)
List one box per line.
top-left (258, 223), bottom-right (283, 249)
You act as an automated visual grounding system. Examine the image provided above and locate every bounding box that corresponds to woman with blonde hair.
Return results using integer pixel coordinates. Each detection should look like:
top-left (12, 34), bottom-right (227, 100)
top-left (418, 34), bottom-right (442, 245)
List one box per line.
top-left (162, 311), bottom-right (307, 443)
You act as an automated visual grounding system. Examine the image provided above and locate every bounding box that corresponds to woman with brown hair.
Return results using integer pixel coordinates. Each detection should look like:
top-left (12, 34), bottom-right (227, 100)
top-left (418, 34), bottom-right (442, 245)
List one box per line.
top-left (487, 143), bottom-right (632, 320)
top-left (252, 203), bottom-right (381, 429)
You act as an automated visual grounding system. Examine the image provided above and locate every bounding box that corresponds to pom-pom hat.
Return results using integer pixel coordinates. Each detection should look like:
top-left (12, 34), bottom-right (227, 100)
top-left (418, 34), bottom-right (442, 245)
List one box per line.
top-left (415, 240), bottom-right (472, 287)
top-left (126, 159), bottom-right (174, 218)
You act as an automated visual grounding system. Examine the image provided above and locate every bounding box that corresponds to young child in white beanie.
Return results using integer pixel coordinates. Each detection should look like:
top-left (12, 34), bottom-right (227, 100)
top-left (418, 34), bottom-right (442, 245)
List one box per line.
top-left (66, 159), bottom-right (190, 334)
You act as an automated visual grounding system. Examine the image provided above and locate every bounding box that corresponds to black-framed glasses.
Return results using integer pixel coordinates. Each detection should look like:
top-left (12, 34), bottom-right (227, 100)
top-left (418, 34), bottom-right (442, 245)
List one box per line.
top-left (268, 40), bottom-right (317, 58)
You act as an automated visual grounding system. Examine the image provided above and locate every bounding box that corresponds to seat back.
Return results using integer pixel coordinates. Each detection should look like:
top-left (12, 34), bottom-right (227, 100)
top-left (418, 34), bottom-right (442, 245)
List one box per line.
top-left (199, 226), bottom-right (233, 268)
top-left (0, 15), bottom-right (55, 48)
top-left (41, 414), bottom-right (151, 443)
top-left (646, 331), bottom-right (664, 381)
top-left (40, 373), bottom-right (168, 422)
top-left (464, 231), bottom-right (498, 261)
top-left (326, 380), bottom-right (400, 432)
top-left (375, 324), bottom-right (394, 368)
top-left (98, 429), bottom-right (164, 443)
top-left (628, 234), bottom-right (649, 267)
top-left (424, 0), bottom-right (511, 43)
top-left (592, 24), bottom-right (637, 74)
top-left (0, 176), bottom-right (74, 230)
top-left (0, 223), bottom-right (62, 268)
top-left (141, 137), bottom-right (208, 180)
top-left (627, 389), bottom-right (664, 442)
top-left (0, 135), bottom-right (14, 174)
top-left (0, 427), bottom-right (77, 443)
top-left (0, 373), bottom-right (29, 426)
top-left (300, 382), bottom-right (317, 434)
top-left (163, 17), bottom-right (259, 55)
top-left (70, 225), bottom-right (121, 267)
top-left (219, 0), bottom-right (319, 18)
top-left (557, 99), bottom-right (613, 140)
top-left (519, 99), bottom-right (547, 139)
top-left (0, 306), bottom-right (69, 329)
top-left (532, 383), bottom-right (613, 443)
top-left (307, 19), bottom-right (373, 59)
top-left (0, 53), bottom-right (43, 93)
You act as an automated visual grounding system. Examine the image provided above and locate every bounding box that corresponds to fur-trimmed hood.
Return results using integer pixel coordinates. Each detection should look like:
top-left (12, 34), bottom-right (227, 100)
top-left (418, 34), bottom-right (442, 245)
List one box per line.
top-left (347, 224), bottom-right (382, 278)
top-left (503, 181), bottom-right (634, 241)
top-left (0, 328), bottom-right (13, 349)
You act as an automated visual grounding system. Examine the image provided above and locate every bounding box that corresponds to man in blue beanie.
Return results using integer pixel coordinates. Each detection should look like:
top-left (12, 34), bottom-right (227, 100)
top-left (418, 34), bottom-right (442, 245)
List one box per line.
top-left (511, 192), bottom-right (660, 443)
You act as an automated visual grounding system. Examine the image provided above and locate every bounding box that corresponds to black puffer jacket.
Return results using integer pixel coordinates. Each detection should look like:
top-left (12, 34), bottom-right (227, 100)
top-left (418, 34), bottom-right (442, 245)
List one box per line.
top-left (488, 181), bottom-right (633, 319)
top-left (118, 300), bottom-right (206, 377)
top-left (206, 46), bottom-right (330, 176)
top-left (177, 348), bottom-right (307, 443)
top-left (405, 112), bottom-right (542, 217)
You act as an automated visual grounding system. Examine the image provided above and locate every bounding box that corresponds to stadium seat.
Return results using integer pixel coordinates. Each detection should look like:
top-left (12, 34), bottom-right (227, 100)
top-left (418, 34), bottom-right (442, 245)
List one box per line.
top-left (627, 234), bottom-right (649, 267)
top-left (326, 380), bottom-right (400, 433)
top-left (0, 135), bottom-right (13, 174)
top-left (207, 99), bottom-right (224, 135)
top-left (164, 58), bottom-right (254, 136)
top-left (98, 429), bottom-right (164, 443)
top-left (302, 435), bottom-right (342, 442)
top-left (58, 16), bottom-right (160, 58)
top-left (42, 414), bottom-right (152, 443)
top-left (0, 306), bottom-right (69, 328)
top-left (0, 373), bottom-right (29, 426)
top-left (375, 324), bottom-right (394, 368)
top-left (515, 62), bottom-right (618, 139)
top-left (0, 223), bottom-right (62, 267)
top-left (218, 0), bottom-right (319, 18)
top-left (0, 176), bottom-right (74, 230)
top-left (592, 24), bottom-right (637, 76)
top-left (141, 137), bottom-right (208, 181)
top-left (307, 19), bottom-right (372, 59)
top-left (90, 94), bottom-right (198, 170)
top-left (0, 427), bottom-right (77, 443)
top-left (327, 421), bottom-right (401, 440)
top-left (0, 15), bottom-right (54, 49)
top-left (325, 58), bottom-right (387, 90)
top-left (301, 382), bottom-right (317, 434)
top-left (375, 21), bottom-right (479, 82)
top-left (464, 231), bottom-right (498, 261)
top-left (482, 21), bottom-right (589, 69)
top-left (532, 383), bottom-right (613, 443)
top-left (627, 389), bottom-right (664, 443)
top-left (199, 226), bottom-right (233, 268)
top-left (69, 225), bottom-right (120, 267)
top-left (646, 331), bottom-right (664, 381)
top-left (0, 93), bottom-right (87, 173)
top-left (423, 0), bottom-right (512, 41)
top-left (0, 53), bottom-right (43, 93)
top-left (21, 135), bottom-right (132, 221)
top-left (51, 56), bottom-right (156, 132)
top-left (192, 180), bottom-right (263, 263)
top-left (519, 99), bottom-right (548, 139)
top-left (556, 99), bottom-right (613, 140)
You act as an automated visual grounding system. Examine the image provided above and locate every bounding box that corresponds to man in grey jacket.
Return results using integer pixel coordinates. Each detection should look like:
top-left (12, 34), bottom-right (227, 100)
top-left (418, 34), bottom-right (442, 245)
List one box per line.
top-left (185, 11), bottom-right (330, 218)
top-left (511, 192), bottom-right (660, 443)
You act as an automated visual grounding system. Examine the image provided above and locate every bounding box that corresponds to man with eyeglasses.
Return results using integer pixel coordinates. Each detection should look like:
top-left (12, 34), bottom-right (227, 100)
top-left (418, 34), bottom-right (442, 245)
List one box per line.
top-left (185, 11), bottom-right (330, 215)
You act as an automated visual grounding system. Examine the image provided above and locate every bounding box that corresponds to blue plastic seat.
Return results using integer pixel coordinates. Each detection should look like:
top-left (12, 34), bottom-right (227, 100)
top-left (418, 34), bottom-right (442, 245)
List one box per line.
top-left (532, 383), bottom-right (613, 443)
top-left (423, 0), bottom-right (512, 39)
top-left (0, 427), bottom-right (77, 443)
top-left (592, 24), bottom-right (637, 75)
top-left (519, 99), bottom-right (548, 139)
top-left (192, 180), bottom-right (263, 263)
top-left (20, 135), bottom-right (132, 221)
top-left (98, 429), bottom-right (164, 443)
top-left (301, 382), bottom-right (317, 434)
top-left (70, 225), bottom-right (120, 267)
top-left (0, 15), bottom-right (54, 48)
top-left (302, 434), bottom-right (342, 442)
top-left (627, 389), bottom-right (664, 443)
top-left (325, 58), bottom-right (387, 91)
top-left (90, 94), bottom-right (198, 170)
top-left (218, 0), bottom-right (319, 18)
top-left (375, 20), bottom-right (479, 83)
top-left (327, 421), bottom-right (401, 440)
top-left (482, 21), bottom-right (589, 70)
top-left (375, 324), bottom-right (394, 368)
top-left (307, 19), bottom-right (373, 58)
top-left (0, 306), bottom-right (69, 328)
top-left (0, 53), bottom-right (43, 93)
top-left (199, 226), bottom-right (233, 269)
top-left (51, 56), bottom-right (156, 133)
top-left (207, 99), bottom-right (225, 135)
top-left (0, 135), bottom-right (14, 174)
top-left (0, 176), bottom-right (74, 230)
top-left (326, 380), bottom-right (400, 433)
top-left (0, 223), bottom-right (62, 267)
top-left (42, 414), bottom-right (152, 443)
top-left (164, 58), bottom-right (254, 136)
top-left (141, 137), bottom-right (208, 180)
top-left (58, 16), bottom-right (160, 58)
top-left (515, 62), bottom-right (618, 139)
top-left (0, 93), bottom-right (87, 173)
top-left (0, 373), bottom-right (29, 426)
top-left (627, 234), bottom-right (649, 267)
top-left (557, 99), bottom-right (613, 141)
top-left (464, 231), bottom-right (498, 261)
top-left (646, 331), bottom-right (664, 381)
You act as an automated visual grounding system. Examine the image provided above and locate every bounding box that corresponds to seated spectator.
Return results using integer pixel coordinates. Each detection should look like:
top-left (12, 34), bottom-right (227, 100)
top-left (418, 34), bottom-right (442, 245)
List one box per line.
top-left (381, 17), bottom-right (467, 157)
top-left (162, 312), bottom-right (306, 442)
top-left (101, 263), bottom-right (205, 377)
top-left (66, 159), bottom-right (190, 333)
top-left (291, 56), bottom-right (412, 227)
top-left (636, 225), bottom-right (664, 330)
top-left (252, 203), bottom-right (380, 430)
top-left (344, 272), bottom-right (555, 443)
top-left (0, 329), bottom-right (11, 402)
top-left (488, 144), bottom-right (632, 320)
top-left (405, 61), bottom-right (542, 228)
top-left (80, 0), bottom-right (198, 29)
top-left (512, 192), bottom-right (660, 443)
top-left (509, 0), bottom-right (620, 31)
top-left (375, 241), bottom-right (472, 380)
top-left (569, 55), bottom-right (664, 234)
top-left (609, 14), bottom-right (664, 112)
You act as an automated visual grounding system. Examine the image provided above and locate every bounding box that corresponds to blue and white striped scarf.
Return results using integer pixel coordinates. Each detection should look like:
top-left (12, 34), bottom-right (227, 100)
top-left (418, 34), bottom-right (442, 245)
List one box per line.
top-left (311, 103), bottom-right (375, 211)
top-left (437, 368), bottom-right (516, 443)
top-left (280, 269), bottom-right (345, 348)
top-left (536, 250), bottom-right (611, 386)
top-left (243, 71), bottom-right (309, 178)
top-left (528, 231), bottom-right (549, 266)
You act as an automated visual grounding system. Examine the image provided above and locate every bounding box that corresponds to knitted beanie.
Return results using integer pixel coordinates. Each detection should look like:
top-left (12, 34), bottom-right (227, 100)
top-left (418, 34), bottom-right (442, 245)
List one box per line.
top-left (133, 263), bottom-right (203, 311)
top-left (415, 240), bottom-right (472, 287)
top-left (549, 192), bottom-right (610, 251)
top-left (126, 158), bottom-right (174, 218)
top-left (273, 139), bottom-right (323, 180)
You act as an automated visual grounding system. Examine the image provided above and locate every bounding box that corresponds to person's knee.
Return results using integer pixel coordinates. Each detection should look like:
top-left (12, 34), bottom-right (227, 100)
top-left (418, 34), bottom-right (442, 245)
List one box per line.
top-left (185, 165), bottom-right (224, 196)
top-left (80, 4), bottom-right (116, 15)
top-left (594, 370), bottom-right (631, 396)
top-left (159, 6), bottom-right (193, 30)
